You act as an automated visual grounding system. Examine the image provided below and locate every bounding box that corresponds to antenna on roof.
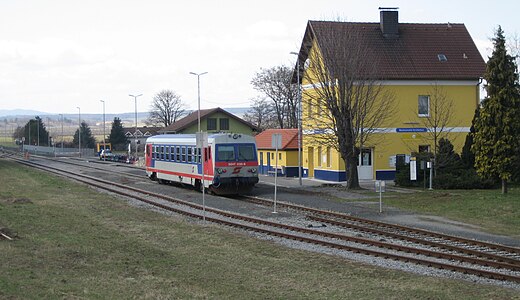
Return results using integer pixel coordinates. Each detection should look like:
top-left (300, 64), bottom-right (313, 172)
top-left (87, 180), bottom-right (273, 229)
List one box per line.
top-left (379, 7), bottom-right (399, 10)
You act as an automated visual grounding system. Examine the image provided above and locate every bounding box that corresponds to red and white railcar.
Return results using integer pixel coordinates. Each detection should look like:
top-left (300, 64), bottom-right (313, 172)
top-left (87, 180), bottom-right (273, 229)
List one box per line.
top-left (145, 133), bottom-right (259, 195)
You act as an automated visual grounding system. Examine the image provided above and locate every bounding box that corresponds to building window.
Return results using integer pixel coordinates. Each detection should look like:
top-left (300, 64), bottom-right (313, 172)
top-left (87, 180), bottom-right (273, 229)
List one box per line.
top-left (219, 118), bottom-right (229, 130)
top-left (271, 152), bottom-right (274, 159)
top-left (358, 148), bottom-right (372, 166)
top-left (207, 118), bottom-right (217, 130)
top-left (326, 147), bottom-right (331, 167)
top-left (418, 95), bottom-right (430, 117)
top-left (419, 145), bottom-right (430, 153)
top-left (279, 152), bottom-right (282, 160)
top-left (317, 146), bottom-right (322, 166)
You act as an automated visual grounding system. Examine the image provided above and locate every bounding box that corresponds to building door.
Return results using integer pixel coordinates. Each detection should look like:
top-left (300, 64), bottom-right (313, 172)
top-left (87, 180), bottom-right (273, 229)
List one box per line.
top-left (357, 148), bottom-right (373, 180)
top-left (266, 152), bottom-right (271, 173)
top-left (308, 147), bottom-right (314, 177)
top-left (259, 152), bottom-right (264, 174)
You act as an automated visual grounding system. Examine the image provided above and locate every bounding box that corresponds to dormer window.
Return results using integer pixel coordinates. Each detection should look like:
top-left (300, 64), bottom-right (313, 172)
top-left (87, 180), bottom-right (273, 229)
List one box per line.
top-left (438, 54), bottom-right (447, 62)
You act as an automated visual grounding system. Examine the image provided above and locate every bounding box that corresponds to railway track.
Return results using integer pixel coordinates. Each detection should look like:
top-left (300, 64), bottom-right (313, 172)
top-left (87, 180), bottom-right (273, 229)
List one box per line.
top-left (5, 155), bottom-right (520, 285)
top-left (240, 195), bottom-right (520, 260)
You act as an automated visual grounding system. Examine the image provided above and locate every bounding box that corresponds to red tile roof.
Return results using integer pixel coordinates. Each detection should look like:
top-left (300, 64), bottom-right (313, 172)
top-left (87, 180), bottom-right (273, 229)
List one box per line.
top-left (255, 129), bottom-right (299, 150)
top-left (294, 21), bottom-right (485, 81)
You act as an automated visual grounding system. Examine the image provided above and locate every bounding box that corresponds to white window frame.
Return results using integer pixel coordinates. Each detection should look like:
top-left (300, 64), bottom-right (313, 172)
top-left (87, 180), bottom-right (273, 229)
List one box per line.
top-left (418, 95), bottom-right (430, 117)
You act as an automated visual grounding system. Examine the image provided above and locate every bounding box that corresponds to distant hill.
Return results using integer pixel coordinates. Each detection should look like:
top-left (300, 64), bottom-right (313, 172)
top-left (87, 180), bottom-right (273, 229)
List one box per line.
top-left (0, 107), bottom-right (250, 121)
top-left (0, 109), bottom-right (51, 117)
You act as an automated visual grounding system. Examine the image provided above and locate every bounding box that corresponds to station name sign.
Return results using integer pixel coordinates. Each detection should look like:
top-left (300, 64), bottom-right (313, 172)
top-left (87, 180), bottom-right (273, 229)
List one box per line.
top-left (396, 128), bottom-right (427, 133)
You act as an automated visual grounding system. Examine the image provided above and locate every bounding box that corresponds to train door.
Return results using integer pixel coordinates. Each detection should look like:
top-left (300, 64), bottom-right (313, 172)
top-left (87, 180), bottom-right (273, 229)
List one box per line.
top-left (146, 144), bottom-right (153, 167)
top-left (203, 146), bottom-right (214, 176)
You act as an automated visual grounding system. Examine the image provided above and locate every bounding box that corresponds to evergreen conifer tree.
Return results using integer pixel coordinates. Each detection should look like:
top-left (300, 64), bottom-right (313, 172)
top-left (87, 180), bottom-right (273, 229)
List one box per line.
top-left (461, 107), bottom-right (480, 169)
top-left (73, 121), bottom-right (96, 149)
top-left (472, 26), bottom-right (520, 194)
top-left (23, 116), bottom-right (50, 146)
top-left (436, 138), bottom-right (462, 175)
top-left (108, 117), bottom-right (128, 150)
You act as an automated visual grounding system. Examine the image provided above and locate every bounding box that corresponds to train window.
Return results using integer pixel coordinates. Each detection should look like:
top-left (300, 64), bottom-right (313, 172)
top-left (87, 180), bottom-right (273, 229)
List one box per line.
top-left (187, 147), bottom-right (193, 163)
top-left (238, 144), bottom-right (256, 161)
top-left (217, 145), bottom-right (235, 161)
top-left (167, 146), bottom-right (171, 161)
top-left (161, 146), bottom-right (165, 160)
top-left (176, 146), bottom-right (180, 161)
top-left (197, 148), bottom-right (201, 163)
top-left (181, 146), bottom-right (186, 162)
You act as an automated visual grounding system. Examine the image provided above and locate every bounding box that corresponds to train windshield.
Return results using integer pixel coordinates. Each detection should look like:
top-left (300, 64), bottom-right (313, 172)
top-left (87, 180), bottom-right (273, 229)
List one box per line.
top-left (217, 145), bottom-right (235, 161)
top-left (216, 144), bottom-right (256, 162)
top-left (237, 145), bottom-right (255, 161)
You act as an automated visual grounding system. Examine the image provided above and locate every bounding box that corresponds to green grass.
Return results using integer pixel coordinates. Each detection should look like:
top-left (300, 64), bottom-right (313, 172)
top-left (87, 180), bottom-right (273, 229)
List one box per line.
top-left (0, 160), bottom-right (519, 299)
top-left (354, 187), bottom-right (520, 237)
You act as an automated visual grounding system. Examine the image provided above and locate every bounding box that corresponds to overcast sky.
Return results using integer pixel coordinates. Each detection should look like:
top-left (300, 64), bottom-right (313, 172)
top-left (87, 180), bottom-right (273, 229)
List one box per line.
top-left (0, 0), bottom-right (518, 114)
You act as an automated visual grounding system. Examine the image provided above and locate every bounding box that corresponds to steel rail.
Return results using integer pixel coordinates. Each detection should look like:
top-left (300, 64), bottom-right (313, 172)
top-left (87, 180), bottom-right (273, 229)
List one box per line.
top-left (240, 195), bottom-right (520, 256)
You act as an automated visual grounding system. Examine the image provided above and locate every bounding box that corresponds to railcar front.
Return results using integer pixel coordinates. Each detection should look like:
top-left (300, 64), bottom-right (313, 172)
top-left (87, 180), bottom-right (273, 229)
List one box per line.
top-left (210, 134), bottom-right (259, 194)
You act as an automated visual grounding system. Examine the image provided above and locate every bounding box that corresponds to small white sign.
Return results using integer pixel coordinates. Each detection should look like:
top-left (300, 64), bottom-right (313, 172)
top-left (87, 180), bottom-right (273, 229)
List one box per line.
top-left (196, 132), bottom-right (208, 148)
top-left (410, 157), bottom-right (417, 181)
top-left (271, 133), bottom-right (282, 149)
top-left (375, 180), bottom-right (386, 192)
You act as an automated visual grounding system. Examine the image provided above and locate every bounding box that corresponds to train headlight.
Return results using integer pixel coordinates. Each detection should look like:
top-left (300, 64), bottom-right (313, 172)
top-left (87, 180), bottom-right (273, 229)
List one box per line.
top-left (217, 168), bottom-right (223, 174)
top-left (248, 168), bottom-right (257, 173)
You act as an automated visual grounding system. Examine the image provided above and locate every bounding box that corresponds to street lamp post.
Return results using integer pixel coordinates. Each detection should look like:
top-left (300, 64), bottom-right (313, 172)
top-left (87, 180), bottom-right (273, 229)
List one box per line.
top-left (100, 100), bottom-right (106, 161)
top-left (129, 94), bottom-right (142, 161)
top-left (190, 71), bottom-right (208, 221)
top-left (77, 107), bottom-right (81, 157)
top-left (189, 72), bottom-right (208, 132)
top-left (290, 51), bottom-right (303, 186)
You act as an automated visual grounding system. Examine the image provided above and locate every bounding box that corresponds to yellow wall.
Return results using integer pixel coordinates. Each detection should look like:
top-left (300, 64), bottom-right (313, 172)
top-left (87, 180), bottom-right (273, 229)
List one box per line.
top-left (258, 149), bottom-right (299, 167)
top-left (301, 83), bottom-right (480, 178)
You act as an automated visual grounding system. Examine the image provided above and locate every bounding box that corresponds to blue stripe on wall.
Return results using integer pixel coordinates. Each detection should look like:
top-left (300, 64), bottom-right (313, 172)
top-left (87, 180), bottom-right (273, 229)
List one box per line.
top-left (376, 170), bottom-right (396, 180)
top-left (314, 169), bottom-right (347, 182)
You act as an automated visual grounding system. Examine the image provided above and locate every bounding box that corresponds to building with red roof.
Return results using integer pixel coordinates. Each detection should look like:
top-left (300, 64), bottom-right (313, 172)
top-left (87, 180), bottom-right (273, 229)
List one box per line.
top-left (293, 9), bottom-right (485, 182)
top-left (255, 129), bottom-right (301, 177)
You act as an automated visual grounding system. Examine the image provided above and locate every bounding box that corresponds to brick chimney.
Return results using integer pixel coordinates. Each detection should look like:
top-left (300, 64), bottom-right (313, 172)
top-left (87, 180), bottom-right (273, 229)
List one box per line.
top-left (379, 8), bottom-right (399, 38)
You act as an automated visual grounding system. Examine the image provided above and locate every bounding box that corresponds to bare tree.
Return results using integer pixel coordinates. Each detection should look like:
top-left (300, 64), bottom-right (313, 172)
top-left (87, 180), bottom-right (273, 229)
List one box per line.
top-left (417, 84), bottom-right (457, 176)
top-left (242, 97), bottom-right (277, 131)
top-left (302, 21), bottom-right (396, 189)
top-left (147, 90), bottom-right (187, 127)
top-left (251, 65), bottom-right (298, 129)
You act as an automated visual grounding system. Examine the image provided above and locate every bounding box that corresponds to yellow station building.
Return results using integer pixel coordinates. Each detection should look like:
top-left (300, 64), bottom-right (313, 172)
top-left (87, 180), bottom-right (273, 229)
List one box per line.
top-left (294, 9), bottom-right (486, 181)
